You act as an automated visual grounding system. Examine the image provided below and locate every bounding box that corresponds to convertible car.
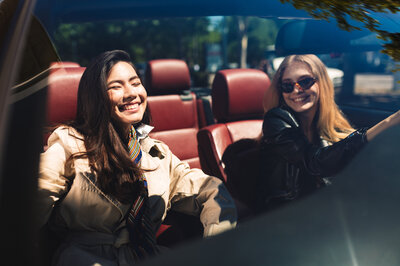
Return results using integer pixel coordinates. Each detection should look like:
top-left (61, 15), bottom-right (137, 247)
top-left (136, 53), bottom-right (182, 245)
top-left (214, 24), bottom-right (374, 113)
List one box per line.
top-left (1, 0), bottom-right (399, 265)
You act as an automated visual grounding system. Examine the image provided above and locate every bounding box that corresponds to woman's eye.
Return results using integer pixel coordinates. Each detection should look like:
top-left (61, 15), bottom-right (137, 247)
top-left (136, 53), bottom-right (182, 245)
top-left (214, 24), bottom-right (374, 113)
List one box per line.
top-left (132, 82), bottom-right (141, 86)
top-left (108, 86), bottom-right (120, 90)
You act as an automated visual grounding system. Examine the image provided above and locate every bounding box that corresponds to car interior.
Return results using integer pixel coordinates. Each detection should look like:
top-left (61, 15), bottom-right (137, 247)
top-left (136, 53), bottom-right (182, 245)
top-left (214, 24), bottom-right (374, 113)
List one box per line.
top-left (145, 59), bottom-right (203, 169)
top-left (1, 0), bottom-right (399, 265)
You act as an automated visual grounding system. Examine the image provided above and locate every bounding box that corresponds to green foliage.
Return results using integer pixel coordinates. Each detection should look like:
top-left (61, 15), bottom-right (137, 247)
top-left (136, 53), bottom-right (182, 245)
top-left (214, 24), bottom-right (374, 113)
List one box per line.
top-left (53, 16), bottom-right (279, 86)
top-left (53, 17), bottom-right (211, 69)
top-left (280, 0), bottom-right (400, 61)
top-left (225, 16), bottom-right (278, 67)
top-left (247, 18), bottom-right (279, 67)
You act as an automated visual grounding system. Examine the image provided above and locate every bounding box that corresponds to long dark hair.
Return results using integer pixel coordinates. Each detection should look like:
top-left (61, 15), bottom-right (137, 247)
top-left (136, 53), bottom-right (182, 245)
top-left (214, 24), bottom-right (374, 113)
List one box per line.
top-left (70, 50), bottom-right (150, 203)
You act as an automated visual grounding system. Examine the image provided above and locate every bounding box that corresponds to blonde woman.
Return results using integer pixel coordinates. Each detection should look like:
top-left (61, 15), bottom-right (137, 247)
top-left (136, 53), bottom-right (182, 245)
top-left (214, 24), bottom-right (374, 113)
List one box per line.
top-left (258, 54), bottom-right (400, 211)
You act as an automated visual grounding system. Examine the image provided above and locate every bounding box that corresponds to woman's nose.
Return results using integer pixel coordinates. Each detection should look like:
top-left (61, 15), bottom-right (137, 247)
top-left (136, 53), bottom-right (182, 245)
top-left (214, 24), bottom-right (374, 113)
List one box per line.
top-left (293, 82), bottom-right (304, 92)
top-left (124, 84), bottom-right (138, 99)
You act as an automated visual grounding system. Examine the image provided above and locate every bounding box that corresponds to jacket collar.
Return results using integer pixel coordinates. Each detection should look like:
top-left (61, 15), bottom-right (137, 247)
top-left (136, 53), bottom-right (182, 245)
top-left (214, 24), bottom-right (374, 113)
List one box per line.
top-left (135, 123), bottom-right (154, 141)
top-left (133, 123), bottom-right (161, 171)
top-left (66, 124), bottom-right (161, 171)
top-left (139, 136), bottom-right (162, 171)
top-left (66, 123), bottom-right (154, 141)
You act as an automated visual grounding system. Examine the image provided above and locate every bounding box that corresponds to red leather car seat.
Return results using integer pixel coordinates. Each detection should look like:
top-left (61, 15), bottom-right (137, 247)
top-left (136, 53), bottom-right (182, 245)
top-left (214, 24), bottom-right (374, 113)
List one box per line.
top-left (197, 68), bottom-right (270, 180)
top-left (145, 59), bottom-right (202, 169)
top-left (145, 59), bottom-right (206, 243)
top-left (44, 66), bottom-right (85, 148)
top-left (197, 68), bottom-right (270, 219)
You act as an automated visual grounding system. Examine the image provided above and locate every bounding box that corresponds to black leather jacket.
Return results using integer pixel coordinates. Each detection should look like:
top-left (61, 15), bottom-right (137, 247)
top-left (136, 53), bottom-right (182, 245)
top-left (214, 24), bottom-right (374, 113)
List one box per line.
top-left (258, 107), bottom-right (368, 211)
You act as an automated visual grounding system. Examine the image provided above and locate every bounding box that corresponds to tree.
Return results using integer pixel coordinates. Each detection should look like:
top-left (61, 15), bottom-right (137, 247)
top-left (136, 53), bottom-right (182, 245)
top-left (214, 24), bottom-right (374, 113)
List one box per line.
top-left (225, 16), bottom-right (278, 68)
top-left (238, 16), bottom-right (249, 68)
top-left (280, 0), bottom-right (400, 62)
top-left (53, 17), bottom-right (211, 69)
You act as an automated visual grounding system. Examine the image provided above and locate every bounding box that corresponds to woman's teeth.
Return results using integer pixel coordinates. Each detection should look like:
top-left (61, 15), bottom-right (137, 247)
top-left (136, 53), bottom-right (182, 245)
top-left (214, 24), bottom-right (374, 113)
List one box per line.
top-left (293, 97), bottom-right (306, 102)
top-left (119, 103), bottom-right (138, 111)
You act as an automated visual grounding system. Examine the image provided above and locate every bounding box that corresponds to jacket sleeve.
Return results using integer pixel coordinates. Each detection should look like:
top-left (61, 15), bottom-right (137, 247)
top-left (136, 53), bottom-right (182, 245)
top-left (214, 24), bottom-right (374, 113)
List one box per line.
top-left (35, 128), bottom-right (75, 229)
top-left (167, 152), bottom-right (237, 238)
top-left (262, 108), bottom-right (368, 177)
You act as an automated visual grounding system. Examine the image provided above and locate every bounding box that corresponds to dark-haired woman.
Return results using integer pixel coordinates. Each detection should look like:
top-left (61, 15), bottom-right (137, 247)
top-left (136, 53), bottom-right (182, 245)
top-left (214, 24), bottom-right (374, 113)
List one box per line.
top-left (257, 54), bottom-right (400, 211)
top-left (36, 50), bottom-right (237, 265)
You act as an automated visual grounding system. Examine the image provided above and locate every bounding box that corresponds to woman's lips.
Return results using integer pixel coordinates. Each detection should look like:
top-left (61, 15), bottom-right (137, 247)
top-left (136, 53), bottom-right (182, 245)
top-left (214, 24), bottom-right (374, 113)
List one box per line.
top-left (291, 94), bottom-right (310, 103)
top-left (119, 102), bottom-right (140, 112)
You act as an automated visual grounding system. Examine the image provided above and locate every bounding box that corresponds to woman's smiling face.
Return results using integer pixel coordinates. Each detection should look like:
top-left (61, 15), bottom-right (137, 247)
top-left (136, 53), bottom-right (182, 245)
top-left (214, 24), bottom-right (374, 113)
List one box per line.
top-left (106, 61), bottom-right (147, 134)
top-left (281, 61), bottom-right (319, 116)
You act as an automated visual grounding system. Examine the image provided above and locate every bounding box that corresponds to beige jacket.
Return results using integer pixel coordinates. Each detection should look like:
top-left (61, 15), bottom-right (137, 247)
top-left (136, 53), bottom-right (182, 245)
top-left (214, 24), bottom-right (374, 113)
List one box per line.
top-left (36, 126), bottom-right (237, 265)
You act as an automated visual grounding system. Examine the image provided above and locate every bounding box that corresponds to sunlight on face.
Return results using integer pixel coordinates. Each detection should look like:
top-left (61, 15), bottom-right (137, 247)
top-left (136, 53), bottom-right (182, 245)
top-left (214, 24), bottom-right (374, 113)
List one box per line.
top-left (106, 61), bottom-right (147, 134)
top-left (281, 61), bottom-right (319, 118)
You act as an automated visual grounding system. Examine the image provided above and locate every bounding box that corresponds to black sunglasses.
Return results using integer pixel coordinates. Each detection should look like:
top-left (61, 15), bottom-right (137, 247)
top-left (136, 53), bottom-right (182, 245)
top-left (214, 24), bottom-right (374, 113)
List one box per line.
top-left (280, 76), bottom-right (317, 93)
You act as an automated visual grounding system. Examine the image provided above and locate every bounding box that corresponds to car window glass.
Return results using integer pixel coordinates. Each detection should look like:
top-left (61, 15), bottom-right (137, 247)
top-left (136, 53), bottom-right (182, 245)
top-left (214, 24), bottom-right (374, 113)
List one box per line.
top-left (49, 15), bottom-right (400, 113)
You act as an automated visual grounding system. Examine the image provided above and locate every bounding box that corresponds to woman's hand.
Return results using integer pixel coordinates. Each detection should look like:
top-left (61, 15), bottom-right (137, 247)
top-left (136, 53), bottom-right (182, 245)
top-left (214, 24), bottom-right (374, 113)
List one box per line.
top-left (366, 110), bottom-right (400, 141)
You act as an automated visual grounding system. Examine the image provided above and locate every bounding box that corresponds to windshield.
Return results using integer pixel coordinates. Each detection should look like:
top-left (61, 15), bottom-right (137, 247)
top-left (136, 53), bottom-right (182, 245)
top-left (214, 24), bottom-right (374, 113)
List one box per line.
top-left (1, 1), bottom-right (399, 265)
top-left (49, 16), bottom-right (400, 114)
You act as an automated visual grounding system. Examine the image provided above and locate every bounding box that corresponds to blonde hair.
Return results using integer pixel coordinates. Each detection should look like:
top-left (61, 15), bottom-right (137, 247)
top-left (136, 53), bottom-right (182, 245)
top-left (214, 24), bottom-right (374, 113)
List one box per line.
top-left (263, 54), bottom-right (354, 143)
